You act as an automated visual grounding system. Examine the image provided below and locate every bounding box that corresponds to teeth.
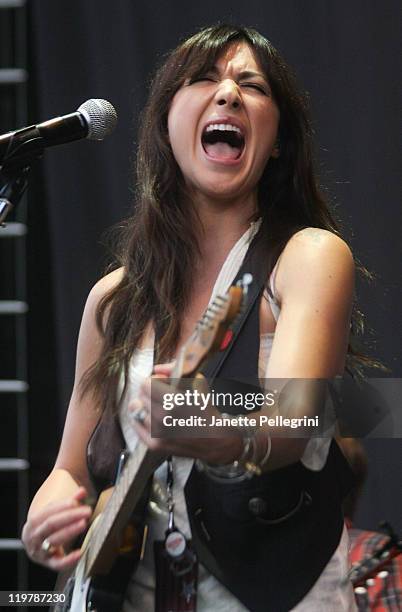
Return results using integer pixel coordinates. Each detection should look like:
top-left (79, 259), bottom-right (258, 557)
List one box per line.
top-left (205, 123), bottom-right (243, 135)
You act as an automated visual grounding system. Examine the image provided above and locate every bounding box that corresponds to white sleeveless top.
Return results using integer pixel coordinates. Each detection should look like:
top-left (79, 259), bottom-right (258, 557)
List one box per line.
top-left (120, 220), bottom-right (356, 612)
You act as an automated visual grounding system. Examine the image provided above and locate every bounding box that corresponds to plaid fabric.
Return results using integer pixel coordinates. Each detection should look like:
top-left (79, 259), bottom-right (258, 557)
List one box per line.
top-left (349, 528), bottom-right (402, 611)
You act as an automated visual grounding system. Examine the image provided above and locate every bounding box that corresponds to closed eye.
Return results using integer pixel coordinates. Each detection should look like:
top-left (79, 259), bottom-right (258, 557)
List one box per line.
top-left (189, 76), bottom-right (215, 84)
top-left (188, 77), bottom-right (269, 95)
top-left (241, 82), bottom-right (269, 95)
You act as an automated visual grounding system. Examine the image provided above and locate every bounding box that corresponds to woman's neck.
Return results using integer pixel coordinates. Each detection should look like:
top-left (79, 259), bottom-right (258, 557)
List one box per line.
top-left (192, 191), bottom-right (259, 261)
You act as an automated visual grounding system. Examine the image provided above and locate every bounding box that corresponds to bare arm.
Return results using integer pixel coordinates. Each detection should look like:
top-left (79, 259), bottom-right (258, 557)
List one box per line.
top-left (22, 268), bottom-right (123, 569)
top-left (267, 229), bottom-right (354, 378)
top-left (260, 228), bottom-right (355, 468)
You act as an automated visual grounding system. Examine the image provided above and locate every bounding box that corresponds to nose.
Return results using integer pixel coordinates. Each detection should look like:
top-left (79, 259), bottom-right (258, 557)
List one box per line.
top-left (214, 79), bottom-right (242, 110)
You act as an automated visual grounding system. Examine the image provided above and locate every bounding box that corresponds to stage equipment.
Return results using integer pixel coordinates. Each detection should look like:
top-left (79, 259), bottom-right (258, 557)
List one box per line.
top-left (0, 99), bottom-right (117, 225)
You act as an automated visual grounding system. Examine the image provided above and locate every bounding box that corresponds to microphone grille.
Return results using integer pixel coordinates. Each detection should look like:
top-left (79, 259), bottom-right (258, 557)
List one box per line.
top-left (77, 99), bottom-right (118, 140)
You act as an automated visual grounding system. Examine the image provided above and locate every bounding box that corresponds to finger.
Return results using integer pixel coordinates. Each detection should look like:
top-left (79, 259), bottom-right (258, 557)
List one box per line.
top-left (49, 517), bottom-right (89, 549)
top-left (133, 418), bottom-right (167, 452)
top-left (153, 361), bottom-right (175, 375)
top-left (128, 397), bottom-right (142, 416)
top-left (47, 547), bottom-right (83, 572)
top-left (129, 398), bottom-right (151, 430)
top-left (72, 486), bottom-right (88, 503)
top-left (132, 417), bottom-right (149, 443)
top-left (132, 411), bottom-right (151, 435)
top-left (34, 506), bottom-right (92, 549)
top-left (140, 376), bottom-right (169, 404)
top-left (29, 488), bottom-right (89, 528)
top-left (193, 372), bottom-right (210, 394)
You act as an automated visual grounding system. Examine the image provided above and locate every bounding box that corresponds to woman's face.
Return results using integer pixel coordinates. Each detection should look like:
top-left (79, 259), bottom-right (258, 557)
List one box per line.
top-left (167, 41), bottom-right (280, 204)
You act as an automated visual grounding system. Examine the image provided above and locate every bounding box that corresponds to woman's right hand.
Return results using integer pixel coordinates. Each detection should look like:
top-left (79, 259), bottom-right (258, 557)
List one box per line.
top-left (21, 486), bottom-right (93, 571)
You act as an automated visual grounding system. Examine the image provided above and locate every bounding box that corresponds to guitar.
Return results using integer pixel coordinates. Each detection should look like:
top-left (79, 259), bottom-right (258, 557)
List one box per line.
top-left (54, 275), bottom-right (250, 611)
top-left (349, 523), bottom-right (402, 610)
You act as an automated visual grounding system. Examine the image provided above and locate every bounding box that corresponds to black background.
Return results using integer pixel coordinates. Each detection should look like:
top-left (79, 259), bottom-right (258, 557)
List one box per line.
top-left (3, 0), bottom-right (402, 591)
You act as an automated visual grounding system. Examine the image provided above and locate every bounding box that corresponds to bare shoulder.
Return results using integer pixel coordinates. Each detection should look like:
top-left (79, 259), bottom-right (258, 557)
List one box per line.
top-left (82, 267), bottom-right (125, 323)
top-left (87, 266), bottom-right (124, 305)
top-left (287, 227), bottom-right (353, 257)
top-left (76, 267), bottom-right (124, 364)
top-left (275, 228), bottom-right (354, 302)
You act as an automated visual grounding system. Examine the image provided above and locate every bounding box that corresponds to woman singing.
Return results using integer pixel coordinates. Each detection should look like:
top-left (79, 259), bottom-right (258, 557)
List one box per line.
top-left (22, 25), bottom-right (360, 611)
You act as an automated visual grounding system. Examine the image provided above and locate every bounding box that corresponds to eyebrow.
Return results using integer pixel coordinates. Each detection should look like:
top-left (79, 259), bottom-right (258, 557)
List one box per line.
top-left (238, 70), bottom-right (267, 81)
top-left (207, 66), bottom-right (268, 83)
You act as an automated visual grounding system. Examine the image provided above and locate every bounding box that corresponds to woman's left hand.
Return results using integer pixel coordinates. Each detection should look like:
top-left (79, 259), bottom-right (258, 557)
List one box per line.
top-left (129, 364), bottom-right (242, 465)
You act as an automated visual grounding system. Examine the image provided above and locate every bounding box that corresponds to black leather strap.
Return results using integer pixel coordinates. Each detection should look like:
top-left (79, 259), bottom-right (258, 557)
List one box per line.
top-left (201, 229), bottom-right (269, 387)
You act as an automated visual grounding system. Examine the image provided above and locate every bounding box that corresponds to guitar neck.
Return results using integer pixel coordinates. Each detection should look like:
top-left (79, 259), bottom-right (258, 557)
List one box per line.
top-left (85, 441), bottom-right (164, 576)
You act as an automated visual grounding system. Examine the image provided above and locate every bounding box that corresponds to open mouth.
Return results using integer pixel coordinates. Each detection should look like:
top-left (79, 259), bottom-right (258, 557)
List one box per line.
top-left (201, 123), bottom-right (245, 161)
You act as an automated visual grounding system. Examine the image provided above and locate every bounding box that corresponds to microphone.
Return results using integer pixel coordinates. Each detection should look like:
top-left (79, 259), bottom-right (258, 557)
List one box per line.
top-left (0, 98), bottom-right (118, 168)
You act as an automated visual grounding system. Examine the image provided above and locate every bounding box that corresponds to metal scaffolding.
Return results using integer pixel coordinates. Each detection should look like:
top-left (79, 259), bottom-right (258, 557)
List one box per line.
top-left (0, 0), bottom-right (29, 591)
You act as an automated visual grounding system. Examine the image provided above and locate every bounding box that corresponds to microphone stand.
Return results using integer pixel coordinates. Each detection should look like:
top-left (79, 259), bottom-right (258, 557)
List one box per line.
top-left (0, 152), bottom-right (43, 226)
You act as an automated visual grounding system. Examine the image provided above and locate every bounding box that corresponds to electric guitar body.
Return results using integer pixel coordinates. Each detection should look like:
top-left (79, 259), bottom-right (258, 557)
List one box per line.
top-left (56, 512), bottom-right (147, 612)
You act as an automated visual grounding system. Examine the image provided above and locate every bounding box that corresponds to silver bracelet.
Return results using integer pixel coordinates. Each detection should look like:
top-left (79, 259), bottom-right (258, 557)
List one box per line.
top-left (196, 413), bottom-right (258, 483)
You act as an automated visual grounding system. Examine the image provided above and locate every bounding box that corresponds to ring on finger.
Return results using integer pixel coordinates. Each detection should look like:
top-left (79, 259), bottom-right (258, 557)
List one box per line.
top-left (132, 406), bottom-right (148, 425)
top-left (40, 537), bottom-right (56, 557)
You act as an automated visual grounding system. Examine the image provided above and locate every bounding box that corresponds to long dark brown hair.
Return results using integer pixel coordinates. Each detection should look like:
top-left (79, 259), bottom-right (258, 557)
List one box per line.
top-left (81, 24), bottom-right (381, 414)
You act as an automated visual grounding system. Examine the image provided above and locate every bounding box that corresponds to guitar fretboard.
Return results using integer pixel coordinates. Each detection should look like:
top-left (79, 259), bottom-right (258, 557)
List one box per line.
top-left (85, 441), bottom-right (163, 576)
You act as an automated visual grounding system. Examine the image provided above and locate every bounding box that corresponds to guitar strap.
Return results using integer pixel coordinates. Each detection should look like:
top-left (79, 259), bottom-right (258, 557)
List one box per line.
top-left (199, 227), bottom-right (269, 386)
